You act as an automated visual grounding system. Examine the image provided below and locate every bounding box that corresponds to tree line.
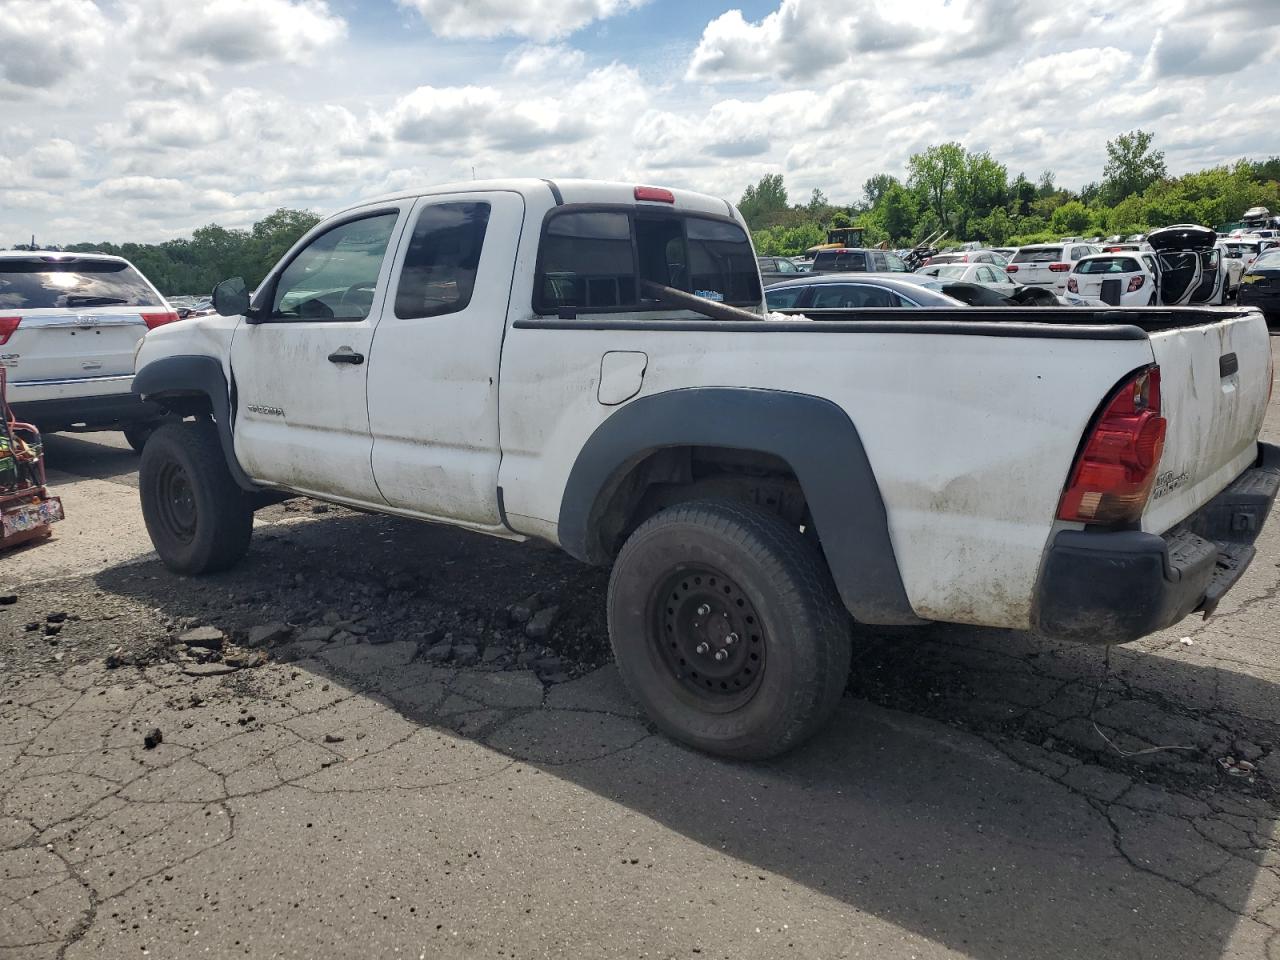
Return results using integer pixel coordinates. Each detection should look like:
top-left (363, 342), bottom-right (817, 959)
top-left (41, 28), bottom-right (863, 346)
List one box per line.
top-left (748, 130), bottom-right (1280, 256)
top-left (10, 208), bottom-right (323, 297)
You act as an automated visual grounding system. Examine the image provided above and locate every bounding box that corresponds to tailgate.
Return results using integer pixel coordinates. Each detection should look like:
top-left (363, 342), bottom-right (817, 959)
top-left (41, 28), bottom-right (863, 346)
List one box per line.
top-left (6, 309), bottom-right (150, 382)
top-left (1143, 312), bottom-right (1273, 534)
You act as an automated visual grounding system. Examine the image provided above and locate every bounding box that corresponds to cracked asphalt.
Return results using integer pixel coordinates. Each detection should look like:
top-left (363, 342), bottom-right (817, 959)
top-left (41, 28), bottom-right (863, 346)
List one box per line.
top-left (4, 373), bottom-right (1280, 960)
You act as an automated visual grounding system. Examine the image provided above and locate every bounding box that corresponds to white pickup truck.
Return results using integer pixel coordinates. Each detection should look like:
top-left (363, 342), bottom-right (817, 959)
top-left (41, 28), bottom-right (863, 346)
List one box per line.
top-left (132, 179), bottom-right (1280, 759)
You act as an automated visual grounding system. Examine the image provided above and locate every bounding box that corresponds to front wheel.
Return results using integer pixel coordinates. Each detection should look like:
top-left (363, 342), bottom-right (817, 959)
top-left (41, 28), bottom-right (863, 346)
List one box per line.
top-left (139, 420), bottom-right (253, 574)
top-left (607, 499), bottom-right (852, 759)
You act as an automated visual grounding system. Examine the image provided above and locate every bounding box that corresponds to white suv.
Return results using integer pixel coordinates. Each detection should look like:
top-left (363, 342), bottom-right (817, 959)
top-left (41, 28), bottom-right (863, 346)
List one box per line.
top-left (0, 251), bottom-right (177, 450)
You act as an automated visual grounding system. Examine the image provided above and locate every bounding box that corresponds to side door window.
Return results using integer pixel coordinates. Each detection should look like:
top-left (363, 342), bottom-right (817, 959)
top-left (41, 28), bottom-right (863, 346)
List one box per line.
top-left (765, 285), bottom-right (805, 310)
top-left (777, 259), bottom-right (797, 274)
top-left (394, 202), bottom-right (492, 319)
top-left (883, 252), bottom-right (908, 272)
top-left (269, 213), bottom-right (399, 321)
top-left (810, 284), bottom-right (895, 308)
top-left (871, 251), bottom-right (888, 271)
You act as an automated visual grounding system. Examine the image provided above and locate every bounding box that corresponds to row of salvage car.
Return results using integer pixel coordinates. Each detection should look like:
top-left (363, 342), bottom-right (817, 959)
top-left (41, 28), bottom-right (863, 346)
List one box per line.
top-left (762, 224), bottom-right (1278, 316)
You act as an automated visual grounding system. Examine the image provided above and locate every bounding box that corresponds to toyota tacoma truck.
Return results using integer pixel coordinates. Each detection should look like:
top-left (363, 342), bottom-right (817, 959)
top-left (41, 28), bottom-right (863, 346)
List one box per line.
top-left (132, 179), bottom-right (1280, 759)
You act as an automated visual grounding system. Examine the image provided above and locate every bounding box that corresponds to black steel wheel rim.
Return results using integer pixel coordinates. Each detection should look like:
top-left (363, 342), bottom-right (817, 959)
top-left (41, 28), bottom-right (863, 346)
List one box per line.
top-left (650, 565), bottom-right (766, 712)
top-left (156, 462), bottom-right (197, 544)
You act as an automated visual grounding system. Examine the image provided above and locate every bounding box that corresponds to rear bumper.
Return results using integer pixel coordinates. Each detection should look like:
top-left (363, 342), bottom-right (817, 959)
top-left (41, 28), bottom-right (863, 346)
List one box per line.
top-left (8, 392), bottom-right (161, 432)
top-left (1035, 442), bottom-right (1280, 643)
top-left (1238, 289), bottom-right (1280, 320)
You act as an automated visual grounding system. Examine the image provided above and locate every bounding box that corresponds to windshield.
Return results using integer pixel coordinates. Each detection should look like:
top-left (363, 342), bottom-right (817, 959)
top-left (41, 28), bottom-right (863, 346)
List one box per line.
top-left (933, 264), bottom-right (969, 279)
top-left (1012, 247), bottom-right (1062, 263)
top-left (0, 258), bottom-right (162, 310)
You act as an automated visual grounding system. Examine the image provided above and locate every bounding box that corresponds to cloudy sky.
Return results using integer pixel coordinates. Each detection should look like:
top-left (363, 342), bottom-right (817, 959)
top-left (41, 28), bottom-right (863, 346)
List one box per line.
top-left (2, 0), bottom-right (1277, 245)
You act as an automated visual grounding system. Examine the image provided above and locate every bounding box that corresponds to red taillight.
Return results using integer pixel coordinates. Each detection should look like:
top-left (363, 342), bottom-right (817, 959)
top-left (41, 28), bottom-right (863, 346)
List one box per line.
top-left (0, 316), bottom-right (20, 345)
top-left (1049, 262), bottom-right (1070, 272)
top-left (1067, 277), bottom-right (1078, 293)
top-left (1127, 275), bottom-right (1144, 292)
top-left (634, 186), bottom-right (674, 203)
top-left (1006, 264), bottom-right (1018, 273)
top-left (1057, 366), bottom-right (1166, 525)
top-left (141, 310), bottom-right (179, 330)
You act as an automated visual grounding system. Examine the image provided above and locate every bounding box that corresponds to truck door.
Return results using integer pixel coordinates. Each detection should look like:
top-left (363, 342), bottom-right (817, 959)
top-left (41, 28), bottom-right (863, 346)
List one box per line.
top-left (366, 191), bottom-right (524, 528)
top-left (228, 205), bottom-right (407, 504)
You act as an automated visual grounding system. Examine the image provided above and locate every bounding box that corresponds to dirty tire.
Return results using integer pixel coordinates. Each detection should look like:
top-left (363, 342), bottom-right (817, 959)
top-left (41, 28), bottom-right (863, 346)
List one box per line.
top-left (139, 420), bottom-right (253, 574)
top-left (608, 499), bottom-right (852, 760)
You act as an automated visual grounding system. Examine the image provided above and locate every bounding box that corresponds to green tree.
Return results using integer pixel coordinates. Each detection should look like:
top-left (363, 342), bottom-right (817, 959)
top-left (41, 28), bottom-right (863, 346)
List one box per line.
top-left (1102, 129), bottom-right (1167, 204)
top-left (862, 173), bottom-right (899, 207)
top-left (879, 183), bottom-right (919, 242)
top-left (738, 174), bottom-right (789, 228)
top-left (1009, 173), bottom-right (1036, 217)
top-left (908, 143), bottom-right (966, 231)
top-left (1049, 200), bottom-right (1091, 235)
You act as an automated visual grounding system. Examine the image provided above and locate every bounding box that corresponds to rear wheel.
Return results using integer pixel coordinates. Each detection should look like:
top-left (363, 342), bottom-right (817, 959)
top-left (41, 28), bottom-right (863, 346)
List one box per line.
top-left (139, 420), bottom-right (253, 574)
top-left (608, 499), bottom-right (852, 759)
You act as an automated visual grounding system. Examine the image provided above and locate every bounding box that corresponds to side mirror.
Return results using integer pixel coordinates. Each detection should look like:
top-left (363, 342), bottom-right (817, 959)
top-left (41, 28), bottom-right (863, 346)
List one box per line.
top-left (211, 277), bottom-right (252, 318)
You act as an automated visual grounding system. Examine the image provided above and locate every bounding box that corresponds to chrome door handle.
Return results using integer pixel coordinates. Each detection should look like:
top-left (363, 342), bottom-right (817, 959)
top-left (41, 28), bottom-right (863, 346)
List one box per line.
top-left (328, 348), bottom-right (364, 365)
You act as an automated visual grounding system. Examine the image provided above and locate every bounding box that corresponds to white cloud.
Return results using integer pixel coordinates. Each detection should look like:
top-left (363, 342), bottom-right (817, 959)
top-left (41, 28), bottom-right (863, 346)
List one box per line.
top-left (505, 44), bottom-right (588, 76)
top-left (122, 0), bottom-right (346, 66)
top-left (397, 0), bottom-right (646, 40)
top-left (685, 0), bottom-right (1035, 82)
top-left (0, 0), bottom-right (108, 93)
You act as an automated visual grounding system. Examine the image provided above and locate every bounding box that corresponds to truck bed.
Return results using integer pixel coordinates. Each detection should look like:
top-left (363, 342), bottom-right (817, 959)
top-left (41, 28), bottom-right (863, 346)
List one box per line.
top-left (519, 306), bottom-right (1261, 338)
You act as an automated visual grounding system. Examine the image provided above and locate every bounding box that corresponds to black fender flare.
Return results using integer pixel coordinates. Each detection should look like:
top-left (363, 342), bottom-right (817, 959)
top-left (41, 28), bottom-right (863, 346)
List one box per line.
top-left (132, 354), bottom-right (257, 492)
top-left (557, 387), bottom-right (923, 625)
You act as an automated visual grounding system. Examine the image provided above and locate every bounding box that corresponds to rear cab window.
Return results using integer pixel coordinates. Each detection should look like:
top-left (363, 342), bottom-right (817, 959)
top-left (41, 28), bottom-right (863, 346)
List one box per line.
top-left (534, 206), bottom-right (761, 314)
top-left (0, 257), bottom-right (163, 310)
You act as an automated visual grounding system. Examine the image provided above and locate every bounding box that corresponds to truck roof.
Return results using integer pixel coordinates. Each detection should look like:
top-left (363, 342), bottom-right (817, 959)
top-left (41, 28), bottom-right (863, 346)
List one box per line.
top-left (343, 178), bottom-right (736, 220)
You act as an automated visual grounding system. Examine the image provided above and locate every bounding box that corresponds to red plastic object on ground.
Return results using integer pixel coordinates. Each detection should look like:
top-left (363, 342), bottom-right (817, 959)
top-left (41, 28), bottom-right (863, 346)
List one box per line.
top-left (0, 367), bottom-right (64, 552)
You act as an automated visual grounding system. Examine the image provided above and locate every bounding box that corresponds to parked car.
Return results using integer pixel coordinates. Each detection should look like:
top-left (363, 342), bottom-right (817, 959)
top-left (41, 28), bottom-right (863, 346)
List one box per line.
top-left (1005, 242), bottom-right (1100, 294)
top-left (1216, 241), bottom-right (1249, 297)
top-left (1065, 252), bottom-right (1159, 306)
top-left (131, 177), bottom-right (1279, 760)
top-left (1147, 224), bottom-right (1227, 305)
top-left (765, 272), bottom-right (965, 309)
top-left (1238, 249), bottom-right (1280, 323)
top-left (0, 251), bottom-right (177, 451)
top-left (920, 249), bottom-right (1008, 267)
top-left (756, 256), bottom-right (807, 286)
top-left (810, 247), bottom-right (909, 273)
top-left (915, 261), bottom-right (1022, 293)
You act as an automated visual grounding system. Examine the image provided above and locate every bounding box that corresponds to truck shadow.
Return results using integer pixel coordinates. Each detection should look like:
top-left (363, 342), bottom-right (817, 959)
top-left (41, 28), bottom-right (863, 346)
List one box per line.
top-left (93, 509), bottom-right (1280, 960)
top-left (42, 432), bottom-right (141, 488)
